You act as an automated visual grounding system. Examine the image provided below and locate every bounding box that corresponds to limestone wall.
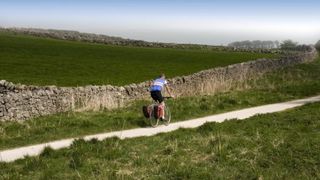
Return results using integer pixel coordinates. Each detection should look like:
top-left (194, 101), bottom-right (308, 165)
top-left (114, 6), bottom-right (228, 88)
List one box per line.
top-left (0, 47), bottom-right (317, 121)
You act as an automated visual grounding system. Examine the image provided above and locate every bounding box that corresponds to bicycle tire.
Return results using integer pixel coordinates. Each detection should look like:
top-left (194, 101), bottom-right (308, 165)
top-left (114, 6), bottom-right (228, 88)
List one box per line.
top-left (163, 105), bottom-right (171, 126)
top-left (149, 105), bottom-right (159, 127)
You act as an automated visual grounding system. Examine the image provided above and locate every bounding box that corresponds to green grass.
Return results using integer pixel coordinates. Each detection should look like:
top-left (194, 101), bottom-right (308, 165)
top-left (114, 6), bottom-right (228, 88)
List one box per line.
top-left (1, 102), bottom-right (319, 179)
top-left (0, 55), bottom-right (319, 150)
top-left (0, 32), bottom-right (276, 86)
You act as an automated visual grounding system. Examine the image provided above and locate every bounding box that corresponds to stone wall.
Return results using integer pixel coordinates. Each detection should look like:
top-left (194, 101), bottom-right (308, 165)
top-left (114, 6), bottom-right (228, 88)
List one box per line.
top-left (0, 47), bottom-right (317, 121)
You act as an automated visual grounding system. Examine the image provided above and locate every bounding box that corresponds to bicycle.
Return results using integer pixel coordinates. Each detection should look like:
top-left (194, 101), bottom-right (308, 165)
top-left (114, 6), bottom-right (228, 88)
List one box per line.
top-left (142, 97), bottom-right (172, 127)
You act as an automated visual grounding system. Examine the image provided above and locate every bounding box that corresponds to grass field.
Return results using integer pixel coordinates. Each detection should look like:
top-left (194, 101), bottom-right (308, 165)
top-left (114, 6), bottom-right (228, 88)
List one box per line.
top-left (0, 32), bottom-right (319, 179)
top-left (0, 32), bottom-right (277, 86)
top-left (1, 102), bottom-right (319, 179)
top-left (0, 55), bottom-right (319, 150)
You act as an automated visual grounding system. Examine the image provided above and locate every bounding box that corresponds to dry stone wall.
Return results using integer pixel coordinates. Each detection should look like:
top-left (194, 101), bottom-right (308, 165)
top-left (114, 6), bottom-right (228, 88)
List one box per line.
top-left (0, 47), bottom-right (317, 121)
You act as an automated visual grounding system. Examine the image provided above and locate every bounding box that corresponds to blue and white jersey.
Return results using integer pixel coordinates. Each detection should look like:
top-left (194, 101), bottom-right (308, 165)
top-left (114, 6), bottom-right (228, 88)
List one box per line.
top-left (150, 78), bottom-right (167, 91)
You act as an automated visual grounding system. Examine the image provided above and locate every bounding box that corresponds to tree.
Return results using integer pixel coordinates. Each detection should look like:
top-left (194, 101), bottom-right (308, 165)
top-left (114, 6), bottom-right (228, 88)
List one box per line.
top-left (315, 40), bottom-right (320, 51)
top-left (242, 40), bottom-right (251, 49)
top-left (274, 41), bottom-right (280, 48)
top-left (252, 40), bottom-right (261, 49)
top-left (228, 40), bottom-right (279, 49)
top-left (280, 40), bottom-right (298, 50)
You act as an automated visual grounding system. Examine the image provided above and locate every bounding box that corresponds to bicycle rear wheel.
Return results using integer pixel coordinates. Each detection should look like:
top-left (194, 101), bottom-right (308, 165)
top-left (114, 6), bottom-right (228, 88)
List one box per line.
top-left (150, 105), bottom-right (159, 127)
top-left (163, 106), bottom-right (171, 126)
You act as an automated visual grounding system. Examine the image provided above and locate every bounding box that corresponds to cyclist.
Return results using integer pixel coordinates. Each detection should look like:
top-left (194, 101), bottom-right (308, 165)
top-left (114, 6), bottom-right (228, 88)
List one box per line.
top-left (150, 73), bottom-right (174, 120)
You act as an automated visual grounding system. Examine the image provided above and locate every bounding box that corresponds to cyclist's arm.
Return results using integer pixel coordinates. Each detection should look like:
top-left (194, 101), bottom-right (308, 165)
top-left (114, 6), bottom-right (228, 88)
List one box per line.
top-left (148, 80), bottom-right (153, 91)
top-left (165, 85), bottom-right (174, 97)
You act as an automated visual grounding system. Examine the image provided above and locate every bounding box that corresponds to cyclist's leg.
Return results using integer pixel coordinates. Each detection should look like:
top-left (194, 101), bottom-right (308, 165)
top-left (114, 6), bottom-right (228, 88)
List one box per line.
top-left (150, 91), bottom-right (157, 102)
top-left (160, 102), bottom-right (166, 119)
top-left (151, 91), bottom-right (164, 118)
top-left (158, 92), bottom-right (165, 119)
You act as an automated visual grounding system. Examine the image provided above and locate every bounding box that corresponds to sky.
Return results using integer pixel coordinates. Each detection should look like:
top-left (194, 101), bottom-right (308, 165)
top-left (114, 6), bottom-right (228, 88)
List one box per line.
top-left (0, 0), bottom-right (320, 45)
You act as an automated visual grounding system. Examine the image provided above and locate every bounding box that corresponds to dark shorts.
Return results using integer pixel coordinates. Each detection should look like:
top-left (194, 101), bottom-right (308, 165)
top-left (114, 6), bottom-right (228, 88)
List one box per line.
top-left (150, 91), bottom-right (164, 103)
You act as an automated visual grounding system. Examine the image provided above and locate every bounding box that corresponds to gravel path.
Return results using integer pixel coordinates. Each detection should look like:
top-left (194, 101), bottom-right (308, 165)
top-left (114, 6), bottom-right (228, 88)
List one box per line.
top-left (1, 95), bottom-right (320, 162)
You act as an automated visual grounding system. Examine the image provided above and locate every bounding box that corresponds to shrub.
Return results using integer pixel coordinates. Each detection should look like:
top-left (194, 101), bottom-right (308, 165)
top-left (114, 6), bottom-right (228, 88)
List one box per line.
top-left (315, 40), bottom-right (320, 51)
top-left (280, 40), bottom-right (298, 50)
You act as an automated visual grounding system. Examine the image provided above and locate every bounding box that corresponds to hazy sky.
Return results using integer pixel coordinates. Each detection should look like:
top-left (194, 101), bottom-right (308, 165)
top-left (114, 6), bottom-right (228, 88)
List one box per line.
top-left (1, 0), bottom-right (319, 45)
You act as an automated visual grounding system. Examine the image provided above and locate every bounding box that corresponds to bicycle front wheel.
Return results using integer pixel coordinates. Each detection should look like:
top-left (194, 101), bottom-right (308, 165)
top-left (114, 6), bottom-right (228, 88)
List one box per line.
top-left (163, 106), bottom-right (171, 126)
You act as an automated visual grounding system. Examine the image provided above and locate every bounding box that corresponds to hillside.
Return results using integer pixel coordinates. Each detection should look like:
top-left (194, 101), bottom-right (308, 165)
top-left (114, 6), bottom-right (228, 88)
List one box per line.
top-left (0, 27), bottom-right (226, 50)
top-left (0, 31), bottom-right (276, 86)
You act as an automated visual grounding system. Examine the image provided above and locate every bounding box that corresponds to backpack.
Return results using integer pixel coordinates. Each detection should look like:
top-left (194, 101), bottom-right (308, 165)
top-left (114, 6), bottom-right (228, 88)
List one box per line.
top-left (154, 104), bottom-right (164, 119)
top-left (143, 105), bottom-right (163, 119)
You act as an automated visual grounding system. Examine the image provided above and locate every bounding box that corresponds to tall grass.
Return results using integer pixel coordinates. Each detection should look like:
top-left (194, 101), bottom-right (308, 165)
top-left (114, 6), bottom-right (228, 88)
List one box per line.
top-left (1, 102), bottom-right (319, 179)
